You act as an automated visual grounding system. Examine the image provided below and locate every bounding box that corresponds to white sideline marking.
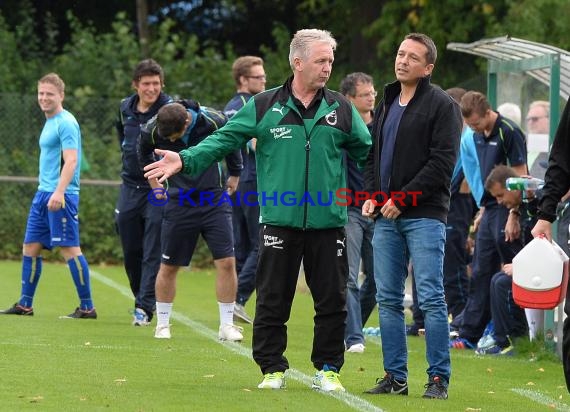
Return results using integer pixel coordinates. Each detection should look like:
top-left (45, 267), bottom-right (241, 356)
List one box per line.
top-left (511, 388), bottom-right (570, 411)
top-left (0, 341), bottom-right (132, 350)
top-left (91, 270), bottom-right (384, 412)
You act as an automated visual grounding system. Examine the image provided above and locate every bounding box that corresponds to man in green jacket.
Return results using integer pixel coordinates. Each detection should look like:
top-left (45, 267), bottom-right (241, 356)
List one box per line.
top-left (144, 28), bottom-right (371, 392)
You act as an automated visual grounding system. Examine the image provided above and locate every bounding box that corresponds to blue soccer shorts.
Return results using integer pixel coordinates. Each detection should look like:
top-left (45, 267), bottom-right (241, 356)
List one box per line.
top-left (24, 191), bottom-right (81, 249)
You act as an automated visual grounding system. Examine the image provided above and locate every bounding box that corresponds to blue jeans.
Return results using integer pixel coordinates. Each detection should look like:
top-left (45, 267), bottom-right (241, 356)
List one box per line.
top-left (345, 208), bottom-right (374, 346)
top-left (373, 217), bottom-right (450, 383)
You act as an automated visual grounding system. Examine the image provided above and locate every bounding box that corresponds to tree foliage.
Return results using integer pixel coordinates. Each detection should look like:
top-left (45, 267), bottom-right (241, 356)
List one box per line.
top-left (490, 0), bottom-right (570, 50)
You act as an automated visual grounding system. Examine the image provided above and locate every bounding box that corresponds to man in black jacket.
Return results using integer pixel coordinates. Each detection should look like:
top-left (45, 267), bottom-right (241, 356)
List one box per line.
top-left (532, 101), bottom-right (570, 392)
top-left (362, 32), bottom-right (462, 400)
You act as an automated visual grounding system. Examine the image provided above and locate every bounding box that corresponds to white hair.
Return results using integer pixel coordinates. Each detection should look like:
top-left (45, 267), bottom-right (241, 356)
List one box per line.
top-left (289, 29), bottom-right (337, 71)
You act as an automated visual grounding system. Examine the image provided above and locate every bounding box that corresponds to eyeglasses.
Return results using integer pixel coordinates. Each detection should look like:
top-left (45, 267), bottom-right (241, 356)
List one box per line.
top-left (526, 116), bottom-right (548, 122)
top-left (356, 91), bottom-right (377, 98)
top-left (247, 75), bottom-right (266, 80)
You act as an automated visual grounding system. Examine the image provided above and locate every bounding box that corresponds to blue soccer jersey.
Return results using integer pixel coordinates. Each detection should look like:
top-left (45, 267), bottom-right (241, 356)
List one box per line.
top-left (38, 110), bottom-right (81, 194)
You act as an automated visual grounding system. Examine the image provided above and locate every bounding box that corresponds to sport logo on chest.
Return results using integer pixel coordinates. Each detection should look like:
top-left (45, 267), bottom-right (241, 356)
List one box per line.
top-left (270, 127), bottom-right (293, 139)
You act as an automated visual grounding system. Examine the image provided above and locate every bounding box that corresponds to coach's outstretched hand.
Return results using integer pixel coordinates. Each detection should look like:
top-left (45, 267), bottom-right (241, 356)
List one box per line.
top-left (143, 149), bottom-right (183, 183)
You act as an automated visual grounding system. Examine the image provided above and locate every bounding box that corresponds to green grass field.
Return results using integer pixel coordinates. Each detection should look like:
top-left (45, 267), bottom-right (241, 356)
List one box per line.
top-left (0, 260), bottom-right (569, 411)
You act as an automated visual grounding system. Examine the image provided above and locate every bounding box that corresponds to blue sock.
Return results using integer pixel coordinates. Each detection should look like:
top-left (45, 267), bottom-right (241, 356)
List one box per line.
top-left (323, 364), bottom-right (338, 373)
top-left (18, 256), bottom-right (42, 308)
top-left (68, 255), bottom-right (94, 310)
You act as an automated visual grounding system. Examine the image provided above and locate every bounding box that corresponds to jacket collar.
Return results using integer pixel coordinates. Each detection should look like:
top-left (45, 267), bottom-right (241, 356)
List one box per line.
top-left (276, 76), bottom-right (336, 106)
top-left (384, 75), bottom-right (432, 104)
top-left (128, 92), bottom-right (172, 115)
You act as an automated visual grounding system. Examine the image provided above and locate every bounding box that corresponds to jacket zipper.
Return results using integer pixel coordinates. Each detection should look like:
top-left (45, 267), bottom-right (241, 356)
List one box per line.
top-left (303, 137), bottom-right (311, 229)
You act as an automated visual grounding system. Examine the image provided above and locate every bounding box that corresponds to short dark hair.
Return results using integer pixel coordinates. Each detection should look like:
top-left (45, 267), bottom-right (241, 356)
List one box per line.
top-left (339, 72), bottom-right (373, 97)
top-left (460, 91), bottom-right (491, 118)
top-left (405, 33), bottom-right (437, 64)
top-left (484, 165), bottom-right (518, 191)
top-left (157, 103), bottom-right (188, 139)
top-left (132, 59), bottom-right (164, 84)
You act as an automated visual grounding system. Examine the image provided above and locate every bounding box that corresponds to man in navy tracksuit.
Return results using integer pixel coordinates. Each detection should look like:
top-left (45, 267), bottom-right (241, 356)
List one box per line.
top-left (115, 59), bottom-right (172, 326)
top-left (451, 91), bottom-right (527, 349)
top-left (479, 165), bottom-right (533, 355)
top-left (138, 100), bottom-right (244, 341)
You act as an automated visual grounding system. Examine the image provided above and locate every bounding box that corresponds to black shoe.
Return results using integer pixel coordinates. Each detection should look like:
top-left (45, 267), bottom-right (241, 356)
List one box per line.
top-left (0, 303), bottom-right (34, 316)
top-left (364, 374), bottom-right (408, 395)
top-left (60, 307), bottom-right (97, 319)
top-left (422, 376), bottom-right (448, 399)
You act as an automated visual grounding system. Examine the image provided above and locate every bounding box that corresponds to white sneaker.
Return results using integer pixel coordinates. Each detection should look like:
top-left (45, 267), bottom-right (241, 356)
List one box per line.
top-left (346, 343), bottom-right (365, 353)
top-left (219, 323), bottom-right (243, 341)
top-left (257, 372), bottom-right (286, 389)
top-left (154, 324), bottom-right (171, 339)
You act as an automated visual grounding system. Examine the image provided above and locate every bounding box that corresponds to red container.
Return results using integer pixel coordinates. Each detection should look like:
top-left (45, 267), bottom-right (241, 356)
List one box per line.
top-left (512, 237), bottom-right (569, 310)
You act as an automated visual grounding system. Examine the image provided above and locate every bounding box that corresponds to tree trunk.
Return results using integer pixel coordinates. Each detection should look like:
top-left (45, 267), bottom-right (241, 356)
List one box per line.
top-left (136, 0), bottom-right (150, 58)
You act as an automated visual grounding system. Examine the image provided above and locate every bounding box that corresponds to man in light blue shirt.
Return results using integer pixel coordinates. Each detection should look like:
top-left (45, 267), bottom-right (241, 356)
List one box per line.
top-left (0, 73), bottom-right (96, 319)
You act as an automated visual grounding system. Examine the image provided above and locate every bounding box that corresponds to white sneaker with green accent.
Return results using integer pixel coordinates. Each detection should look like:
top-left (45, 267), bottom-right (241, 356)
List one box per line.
top-left (218, 323), bottom-right (243, 341)
top-left (154, 324), bottom-right (171, 339)
top-left (312, 367), bottom-right (345, 392)
top-left (257, 372), bottom-right (286, 389)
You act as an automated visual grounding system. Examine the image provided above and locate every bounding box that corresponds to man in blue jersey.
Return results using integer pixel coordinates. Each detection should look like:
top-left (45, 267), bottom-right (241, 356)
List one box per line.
top-left (1, 73), bottom-right (96, 318)
top-left (224, 56), bottom-right (266, 324)
top-left (115, 59), bottom-right (172, 326)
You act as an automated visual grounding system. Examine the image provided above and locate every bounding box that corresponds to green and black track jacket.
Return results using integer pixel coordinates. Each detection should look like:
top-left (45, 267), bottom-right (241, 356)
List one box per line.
top-left (178, 77), bottom-right (372, 230)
